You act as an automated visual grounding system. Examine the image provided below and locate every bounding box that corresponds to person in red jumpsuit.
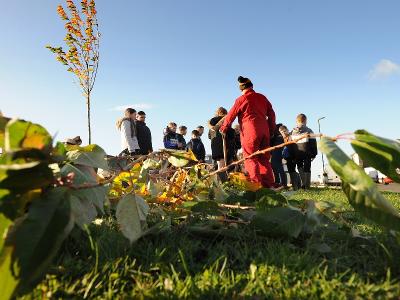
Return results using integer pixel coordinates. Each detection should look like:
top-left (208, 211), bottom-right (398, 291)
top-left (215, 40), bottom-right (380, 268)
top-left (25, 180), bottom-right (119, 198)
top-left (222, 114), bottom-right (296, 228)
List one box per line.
top-left (220, 76), bottom-right (276, 188)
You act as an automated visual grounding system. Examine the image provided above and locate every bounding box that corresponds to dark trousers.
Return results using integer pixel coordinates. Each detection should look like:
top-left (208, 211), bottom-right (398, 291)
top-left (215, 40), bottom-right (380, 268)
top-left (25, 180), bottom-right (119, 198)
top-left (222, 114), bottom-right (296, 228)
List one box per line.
top-left (119, 148), bottom-right (140, 157)
top-left (271, 155), bottom-right (287, 186)
top-left (287, 157), bottom-right (311, 173)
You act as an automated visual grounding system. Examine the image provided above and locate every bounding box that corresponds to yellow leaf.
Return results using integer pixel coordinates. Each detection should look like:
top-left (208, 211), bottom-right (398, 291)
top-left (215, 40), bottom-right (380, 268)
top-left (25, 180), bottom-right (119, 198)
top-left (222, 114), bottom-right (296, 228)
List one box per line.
top-left (229, 172), bottom-right (262, 192)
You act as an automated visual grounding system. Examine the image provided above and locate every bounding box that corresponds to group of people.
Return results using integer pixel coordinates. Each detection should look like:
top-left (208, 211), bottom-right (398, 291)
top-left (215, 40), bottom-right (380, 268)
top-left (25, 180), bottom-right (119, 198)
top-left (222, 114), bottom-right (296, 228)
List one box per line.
top-left (163, 122), bottom-right (206, 162)
top-left (116, 109), bottom-right (153, 156)
top-left (270, 114), bottom-right (318, 190)
top-left (117, 76), bottom-right (317, 190)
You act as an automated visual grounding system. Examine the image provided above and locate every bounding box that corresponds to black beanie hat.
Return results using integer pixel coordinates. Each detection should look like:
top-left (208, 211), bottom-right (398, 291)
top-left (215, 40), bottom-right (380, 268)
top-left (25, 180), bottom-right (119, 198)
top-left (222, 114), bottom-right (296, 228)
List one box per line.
top-left (238, 76), bottom-right (253, 90)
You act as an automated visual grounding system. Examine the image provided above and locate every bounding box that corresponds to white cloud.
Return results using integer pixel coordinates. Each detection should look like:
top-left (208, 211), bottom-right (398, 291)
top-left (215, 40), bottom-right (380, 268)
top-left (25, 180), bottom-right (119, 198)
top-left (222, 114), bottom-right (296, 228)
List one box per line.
top-left (368, 59), bottom-right (400, 80)
top-left (111, 103), bottom-right (154, 111)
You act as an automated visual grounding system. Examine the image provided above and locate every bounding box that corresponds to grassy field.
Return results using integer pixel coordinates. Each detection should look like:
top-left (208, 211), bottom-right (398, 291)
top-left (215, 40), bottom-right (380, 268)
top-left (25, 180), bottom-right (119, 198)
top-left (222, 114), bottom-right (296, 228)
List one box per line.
top-left (22, 188), bottom-right (400, 299)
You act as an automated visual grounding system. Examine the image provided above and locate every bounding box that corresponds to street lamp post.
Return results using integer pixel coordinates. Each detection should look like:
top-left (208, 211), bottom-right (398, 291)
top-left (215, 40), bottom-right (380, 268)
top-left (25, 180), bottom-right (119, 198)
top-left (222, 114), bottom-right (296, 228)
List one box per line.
top-left (317, 117), bottom-right (326, 175)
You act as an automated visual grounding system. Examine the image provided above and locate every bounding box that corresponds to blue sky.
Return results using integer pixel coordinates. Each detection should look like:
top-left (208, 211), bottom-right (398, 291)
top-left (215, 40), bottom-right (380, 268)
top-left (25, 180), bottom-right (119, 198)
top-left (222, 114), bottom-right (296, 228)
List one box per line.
top-left (1, 0), bottom-right (399, 178)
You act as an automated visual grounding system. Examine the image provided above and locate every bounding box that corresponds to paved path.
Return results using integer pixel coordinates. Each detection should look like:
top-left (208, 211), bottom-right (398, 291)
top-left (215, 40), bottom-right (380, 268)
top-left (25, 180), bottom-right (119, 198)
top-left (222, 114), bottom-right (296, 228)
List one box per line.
top-left (377, 183), bottom-right (400, 193)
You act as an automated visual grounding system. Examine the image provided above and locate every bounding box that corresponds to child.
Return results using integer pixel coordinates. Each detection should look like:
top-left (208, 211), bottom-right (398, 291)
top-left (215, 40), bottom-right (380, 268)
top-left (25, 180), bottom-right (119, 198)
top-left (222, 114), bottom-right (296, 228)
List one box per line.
top-left (279, 125), bottom-right (301, 190)
top-left (177, 125), bottom-right (187, 149)
top-left (290, 114), bottom-right (318, 189)
top-left (186, 130), bottom-right (206, 162)
top-left (208, 107), bottom-right (236, 182)
top-left (163, 122), bottom-right (182, 150)
top-left (270, 123), bottom-right (287, 187)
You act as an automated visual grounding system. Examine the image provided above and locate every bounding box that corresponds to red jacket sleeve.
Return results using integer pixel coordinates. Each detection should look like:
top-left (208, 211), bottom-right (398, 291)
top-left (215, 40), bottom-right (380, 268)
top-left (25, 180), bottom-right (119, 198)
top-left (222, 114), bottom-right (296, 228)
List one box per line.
top-left (220, 97), bottom-right (242, 133)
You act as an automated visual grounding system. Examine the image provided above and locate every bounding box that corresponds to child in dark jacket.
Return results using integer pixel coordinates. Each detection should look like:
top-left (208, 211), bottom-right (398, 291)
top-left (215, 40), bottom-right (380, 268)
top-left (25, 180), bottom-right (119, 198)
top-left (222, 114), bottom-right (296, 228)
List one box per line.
top-left (186, 130), bottom-right (206, 162)
top-left (177, 125), bottom-right (187, 149)
top-left (270, 123), bottom-right (287, 187)
top-left (163, 122), bottom-right (182, 149)
top-left (279, 125), bottom-right (301, 190)
top-left (290, 114), bottom-right (318, 189)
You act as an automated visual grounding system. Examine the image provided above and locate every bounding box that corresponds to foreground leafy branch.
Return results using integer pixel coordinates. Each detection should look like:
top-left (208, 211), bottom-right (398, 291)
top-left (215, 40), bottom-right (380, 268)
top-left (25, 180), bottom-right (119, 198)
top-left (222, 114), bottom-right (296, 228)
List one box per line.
top-left (319, 133), bottom-right (400, 231)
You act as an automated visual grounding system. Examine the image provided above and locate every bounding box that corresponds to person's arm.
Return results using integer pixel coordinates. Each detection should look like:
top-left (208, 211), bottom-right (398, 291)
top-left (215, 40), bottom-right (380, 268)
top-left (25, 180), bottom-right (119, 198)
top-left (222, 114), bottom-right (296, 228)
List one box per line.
top-left (266, 99), bottom-right (276, 136)
top-left (186, 141), bottom-right (193, 151)
top-left (179, 135), bottom-right (186, 149)
top-left (220, 97), bottom-right (242, 133)
top-left (209, 116), bottom-right (226, 131)
top-left (207, 119), bottom-right (215, 130)
top-left (121, 120), bottom-right (136, 153)
top-left (199, 142), bottom-right (206, 161)
top-left (148, 128), bottom-right (153, 152)
top-left (214, 116), bottom-right (226, 131)
top-left (307, 128), bottom-right (318, 158)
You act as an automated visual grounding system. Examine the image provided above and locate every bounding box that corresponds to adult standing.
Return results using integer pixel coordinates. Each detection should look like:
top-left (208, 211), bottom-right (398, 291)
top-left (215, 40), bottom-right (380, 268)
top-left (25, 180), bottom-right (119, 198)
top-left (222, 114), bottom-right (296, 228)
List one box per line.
top-left (116, 108), bottom-right (140, 156)
top-left (208, 107), bottom-right (236, 181)
top-left (136, 111), bottom-right (153, 155)
top-left (220, 76), bottom-right (276, 188)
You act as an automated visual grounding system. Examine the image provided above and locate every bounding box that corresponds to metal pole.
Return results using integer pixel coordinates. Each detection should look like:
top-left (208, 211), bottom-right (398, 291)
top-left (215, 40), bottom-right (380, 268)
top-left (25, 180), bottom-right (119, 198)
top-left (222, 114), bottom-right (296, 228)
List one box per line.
top-left (317, 117), bottom-right (326, 173)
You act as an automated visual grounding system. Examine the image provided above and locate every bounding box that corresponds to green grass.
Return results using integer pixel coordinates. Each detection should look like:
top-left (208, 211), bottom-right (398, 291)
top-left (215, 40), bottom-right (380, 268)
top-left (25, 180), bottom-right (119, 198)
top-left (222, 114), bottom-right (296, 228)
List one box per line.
top-left (21, 188), bottom-right (400, 299)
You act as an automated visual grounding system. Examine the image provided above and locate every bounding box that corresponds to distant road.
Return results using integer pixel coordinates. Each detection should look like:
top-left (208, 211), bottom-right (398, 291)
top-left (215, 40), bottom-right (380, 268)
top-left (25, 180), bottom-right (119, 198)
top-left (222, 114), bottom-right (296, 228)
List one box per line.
top-left (378, 183), bottom-right (400, 193)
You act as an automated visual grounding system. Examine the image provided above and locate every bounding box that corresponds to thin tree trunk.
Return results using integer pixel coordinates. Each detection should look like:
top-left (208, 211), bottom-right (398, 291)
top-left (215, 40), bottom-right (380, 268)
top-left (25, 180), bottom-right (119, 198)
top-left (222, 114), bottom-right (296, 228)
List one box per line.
top-left (86, 92), bottom-right (91, 144)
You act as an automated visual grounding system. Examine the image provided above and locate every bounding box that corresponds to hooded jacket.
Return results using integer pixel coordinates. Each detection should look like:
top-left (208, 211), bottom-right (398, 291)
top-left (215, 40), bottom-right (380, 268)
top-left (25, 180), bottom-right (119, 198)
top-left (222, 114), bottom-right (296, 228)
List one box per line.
top-left (163, 130), bottom-right (180, 149)
top-left (291, 125), bottom-right (318, 159)
top-left (186, 138), bottom-right (206, 161)
top-left (136, 120), bottom-right (153, 154)
top-left (120, 118), bottom-right (139, 152)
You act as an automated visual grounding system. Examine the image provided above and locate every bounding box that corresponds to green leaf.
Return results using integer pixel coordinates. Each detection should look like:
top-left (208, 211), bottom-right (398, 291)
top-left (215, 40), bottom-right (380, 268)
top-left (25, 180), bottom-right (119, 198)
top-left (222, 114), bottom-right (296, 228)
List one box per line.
top-left (0, 116), bottom-right (11, 149)
top-left (147, 180), bottom-right (164, 197)
top-left (52, 141), bottom-right (67, 157)
top-left (70, 195), bottom-right (97, 229)
top-left (139, 158), bottom-right (160, 182)
top-left (255, 188), bottom-right (287, 203)
top-left (116, 194), bottom-right (149, 243)
top-left (66, 144), bottom-right (109, 170)
top-left (254, 188), bottom-right (288, 210)
top-left (303, 200), bottom-right (333, 234)
top-left (0, 198), bottom-right (13, 252)
top-left (308, 242), bottom-right (332, 254)
top-left (191, 201), bottom-right (222, 216)
top-left (319, 137), bottom-right (400, 231)
top-left (0, 149), bottom-right (48, 164)
top-left (0, 189), bottom-right (40, 221)
top-left (0, 188), bottom-right (74, 296)
top-left (168, 156), bottom-right (189, 167)
top-left (61, 163), bottom-right (107, 214)
top-left (106, 156), bottom-right (131, 172)
top-left (0, 161), bottom-right (53, 192)
top-left (224, 193), bottom-right (253, 205)
top-left (163, 149), bottom-right (198, 162)
top-left (351, 130), bottom-right (400, 183)
top-left (5, 119), bottom-right (52, 151)
top-left (251, 207), bottom-right (306, 238)
top-left (0, 246), bottom-right (17, 300)
top-left (211, 176), bottom-right (229, 202)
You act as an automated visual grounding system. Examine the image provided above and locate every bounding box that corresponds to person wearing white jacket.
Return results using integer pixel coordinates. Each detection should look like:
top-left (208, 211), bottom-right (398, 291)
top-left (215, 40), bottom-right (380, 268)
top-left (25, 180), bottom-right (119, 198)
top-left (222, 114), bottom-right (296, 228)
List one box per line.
top-left (116, 108), bottom-right (140, 156)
